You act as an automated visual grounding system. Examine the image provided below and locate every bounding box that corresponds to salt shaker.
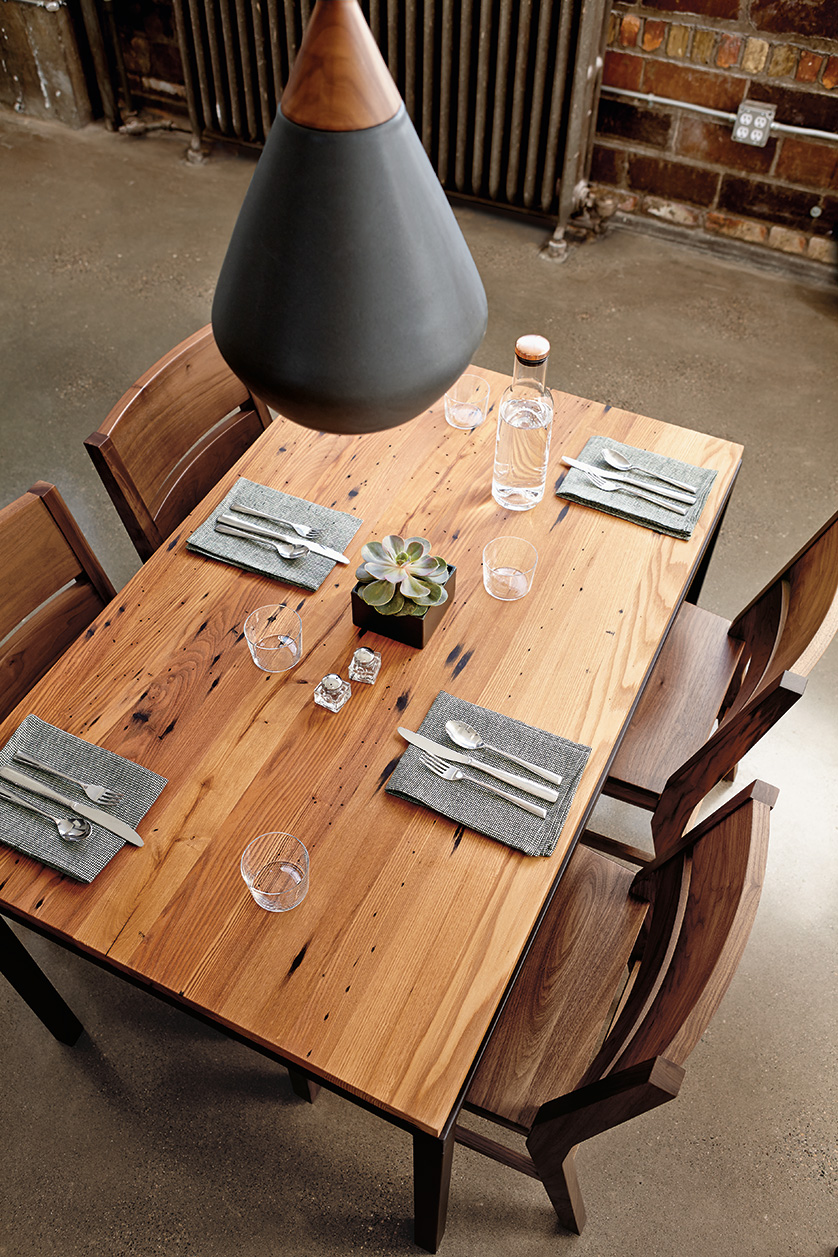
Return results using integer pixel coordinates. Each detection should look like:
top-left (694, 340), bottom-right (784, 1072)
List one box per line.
top-left (314, 673), bottom-right (351, 712)
top-left (348, 647), bottom-right (381, 684)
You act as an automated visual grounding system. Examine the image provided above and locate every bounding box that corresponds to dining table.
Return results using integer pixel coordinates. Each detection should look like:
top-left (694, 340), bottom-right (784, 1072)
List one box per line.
top-left (0, 368), bottom-right (742, 1250)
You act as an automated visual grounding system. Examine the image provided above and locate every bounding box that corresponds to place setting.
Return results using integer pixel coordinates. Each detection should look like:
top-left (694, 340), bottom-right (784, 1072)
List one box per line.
top-left (187, 476), bottom-right (364, 591)
top-left (556, 434), bottom-right (717, 539)
top-left (0, 715), bottom-right (167, 883)
top-left (386, 691), bottom-right (591, 857)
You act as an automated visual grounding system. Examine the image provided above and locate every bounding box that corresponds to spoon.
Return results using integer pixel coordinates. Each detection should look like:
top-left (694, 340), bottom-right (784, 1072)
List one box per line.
top-left (445, 720), bottom-right (564, 787)
top-left (215, 521), bottom-right (309, 560)
top-left (0, 784), bottom-right (91, 842)
top-left (601, 448), bottom-right (697, 495)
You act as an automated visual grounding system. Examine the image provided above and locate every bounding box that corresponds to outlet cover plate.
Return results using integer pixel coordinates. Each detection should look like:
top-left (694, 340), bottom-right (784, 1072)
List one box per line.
top-left (732, 100), bottom-right (776, 147)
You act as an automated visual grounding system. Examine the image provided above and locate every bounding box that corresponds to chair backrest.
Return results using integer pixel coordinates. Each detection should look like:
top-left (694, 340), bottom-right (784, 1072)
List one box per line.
top-left (0, 482), bottom-right (115, 722)
top-left (84, 324), bottom-right (272, 561)
top-left (650, 669), bottom-right (803, 856)
top-left (721, 508), bottom-right (838, 723)
top-left (582, 779), bottom-right (774, 1084)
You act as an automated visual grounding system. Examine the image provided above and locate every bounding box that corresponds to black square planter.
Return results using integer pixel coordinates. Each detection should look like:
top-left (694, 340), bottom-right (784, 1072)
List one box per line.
top-left (350, 566), bottom-right (456, 649)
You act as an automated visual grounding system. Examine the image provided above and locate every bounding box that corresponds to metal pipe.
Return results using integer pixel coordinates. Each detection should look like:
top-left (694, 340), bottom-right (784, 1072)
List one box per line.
top-left (603, 85), bottom-right (838, 143)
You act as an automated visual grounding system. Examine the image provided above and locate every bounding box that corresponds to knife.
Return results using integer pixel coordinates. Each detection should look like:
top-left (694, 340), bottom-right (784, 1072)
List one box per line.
top-left (217, 513), bottom-right (350, 564)
top-left (561, 458), bottom-right (696, 504)
top-left (398, 729), bottom-right (560, 802)
top-left (0, 767), bottom-right (145, 846)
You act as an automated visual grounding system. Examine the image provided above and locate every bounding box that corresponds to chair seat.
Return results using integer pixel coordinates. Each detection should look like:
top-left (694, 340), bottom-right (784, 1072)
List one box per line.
top-left (464, 844), bottom-right (648, 1132)
top-left (606, 602), bottom-right (743, 807)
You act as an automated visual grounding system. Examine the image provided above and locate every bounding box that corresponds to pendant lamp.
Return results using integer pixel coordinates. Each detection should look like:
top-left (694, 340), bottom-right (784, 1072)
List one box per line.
top-left (211, 0), bottom-right (488, 434)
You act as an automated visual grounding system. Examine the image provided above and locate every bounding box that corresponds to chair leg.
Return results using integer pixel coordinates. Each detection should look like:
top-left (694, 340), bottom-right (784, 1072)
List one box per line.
top-left (533, 1143), bottom-right (586, 1235)
top-left (0, 916), bottom-right (83, 1045)
top-left (413, 1128), bottom-right (455, 1253)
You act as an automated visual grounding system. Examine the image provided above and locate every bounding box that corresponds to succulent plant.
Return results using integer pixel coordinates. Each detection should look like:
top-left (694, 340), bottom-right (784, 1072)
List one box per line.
top-left (355, 535), bottom-right (452, 617)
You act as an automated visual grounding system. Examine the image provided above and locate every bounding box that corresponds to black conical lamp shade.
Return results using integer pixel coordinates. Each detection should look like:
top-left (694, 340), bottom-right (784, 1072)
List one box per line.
top-left (211, 0), bottom-right (487, 434)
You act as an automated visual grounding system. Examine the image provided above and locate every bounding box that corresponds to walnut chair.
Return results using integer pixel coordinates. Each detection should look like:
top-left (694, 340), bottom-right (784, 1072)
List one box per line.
top-left (0, 481), bottom-right (115, 724)
top-left (603, 508), bottom-right (838, 815)
top-left (84, 324), bottom-right (272, 561)
top-left (432, 778), bottom-right (775, 1242)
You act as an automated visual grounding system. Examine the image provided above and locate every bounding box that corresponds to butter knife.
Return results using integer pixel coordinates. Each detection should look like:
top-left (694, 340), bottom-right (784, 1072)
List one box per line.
top-left (217, 513), bottom-right (350, 564)
top-left (0, 766), bottom-right (145, 846)
top-left (561, 458), bottom-right (696, 504)
top-left (397, 729), bottom-right (559, 802)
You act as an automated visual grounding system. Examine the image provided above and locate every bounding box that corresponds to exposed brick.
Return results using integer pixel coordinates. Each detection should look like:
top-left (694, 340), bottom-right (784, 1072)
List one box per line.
top-left (796, 50), bottom-right (823, 83)
top-left (667, 25), bottom-right (691, 58)
top-left (642, 60), bottom-right (744, 112)
top-left (627, 153), bottom-right (720, 205)
top-left (767, 224), bottom-right (807, 254)
top-left (692, 30), bottom-right (716, 65)
top-left (742, 39), bottom-right (770, 74)
top-left (767, 45), bottom-right (799, 78)
top-left (603, 50), bottom-right (644, 92)
top-left (808, 235), bottom-right (837, 264)
top-left (596, 99), bottom-right (672, 149)
top-left (750, 0), bottom-right (838, 41)
top-left (643, 196), bottom-right (703, 226)
top-left (716, 34), bottom-right (742, 68)
top-left (824, 56), bottom-right (838, 90)
top-left (620, 15), bottom-right (642, 48)
top-left (747, 82), bottom-right (838, 133)
top-left (616, 192), bottom-right (641, 211)
top-left (719, 174), bottom-right (824, 229)
top-left (706, 211), bottom-right (770, 244)
top-left (607, 12), bottom-right (620, 45)
top-left (590, 144), bottom-right (625, 187)
top-left (643, 20), bottom-right (666, 52)
top-left (677, 116), bottom-right (777, 174)
top-left (643, 0), bottom-right (737, 17)
top-left (776, 137), bottom-right (838, 191)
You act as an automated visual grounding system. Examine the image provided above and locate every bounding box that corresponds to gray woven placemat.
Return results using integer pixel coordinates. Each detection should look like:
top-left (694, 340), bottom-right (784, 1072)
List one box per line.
top-left (0, 715), bottom-right (167, 883)
top-left (187, 477), bottom-right (363, 592)
top-left (386, 691), bottom-right (591, 857)
top-left (556, 435), bottom-right (717, 539)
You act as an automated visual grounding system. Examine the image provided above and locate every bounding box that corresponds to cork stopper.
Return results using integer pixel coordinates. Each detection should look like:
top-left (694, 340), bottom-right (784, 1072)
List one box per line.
top-left (515, 334), bottom-right (550, 364)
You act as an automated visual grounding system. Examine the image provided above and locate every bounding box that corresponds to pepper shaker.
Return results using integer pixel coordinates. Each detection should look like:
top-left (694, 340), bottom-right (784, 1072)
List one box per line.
top-left (314, 673), bottom-right (351, 712)
top-left (348, 647), bottom-right (381, 684)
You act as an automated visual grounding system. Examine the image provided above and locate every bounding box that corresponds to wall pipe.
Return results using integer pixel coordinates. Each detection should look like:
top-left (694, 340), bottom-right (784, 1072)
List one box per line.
top-left (602, 84), bottom-right (837, 143)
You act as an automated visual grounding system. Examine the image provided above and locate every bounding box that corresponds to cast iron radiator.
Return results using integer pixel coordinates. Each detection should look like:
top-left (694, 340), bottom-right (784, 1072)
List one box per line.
top-left (172, 0), bottom-right (609, 225)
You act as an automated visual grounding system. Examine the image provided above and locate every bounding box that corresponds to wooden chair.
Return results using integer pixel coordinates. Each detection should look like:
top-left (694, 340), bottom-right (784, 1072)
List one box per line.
top-left (0, 482), bottom-right (115, 724)
top-left (603, 509), bottom-right (838, 814)
top-left (436, 777), bottom-right (775, 1241)
top-left (84, 324), bottom-right (272, 561)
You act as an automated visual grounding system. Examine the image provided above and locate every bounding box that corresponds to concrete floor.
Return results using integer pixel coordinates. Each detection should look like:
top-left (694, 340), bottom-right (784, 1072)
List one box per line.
top-left (1, 111), bottom-right (836, 1257)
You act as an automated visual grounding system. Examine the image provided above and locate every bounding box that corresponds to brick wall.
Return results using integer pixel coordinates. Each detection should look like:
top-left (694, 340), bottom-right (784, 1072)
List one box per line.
top-left (593, 1), bottom-right (838, 265)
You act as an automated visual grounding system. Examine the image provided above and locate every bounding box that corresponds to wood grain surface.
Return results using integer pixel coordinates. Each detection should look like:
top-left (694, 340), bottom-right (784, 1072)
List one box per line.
top-left (0, 370), bottom-right (742, 1137)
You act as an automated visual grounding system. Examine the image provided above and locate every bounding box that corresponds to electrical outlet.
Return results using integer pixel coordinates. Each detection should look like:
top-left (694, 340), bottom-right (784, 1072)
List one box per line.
top-left (732, 101), bottom-right (776, 147)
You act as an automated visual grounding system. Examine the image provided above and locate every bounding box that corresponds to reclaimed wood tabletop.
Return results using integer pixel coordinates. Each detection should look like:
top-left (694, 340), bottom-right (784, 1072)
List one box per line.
top-left (0, 369), bottom-right (742, 1145)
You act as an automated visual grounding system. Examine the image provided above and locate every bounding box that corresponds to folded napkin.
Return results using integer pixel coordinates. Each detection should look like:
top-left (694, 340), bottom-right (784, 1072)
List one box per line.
top-left (187, 477), bottom-right (363, 592)
top-left (386, 691), bottom-right (591, 857)
top-left (0, 715), bottom-right (167, 883)
top-left (556, 435), bottom-right (717, 539)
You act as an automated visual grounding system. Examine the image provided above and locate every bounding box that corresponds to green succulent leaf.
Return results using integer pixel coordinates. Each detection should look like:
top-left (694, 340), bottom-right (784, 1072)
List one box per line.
top-left (360, 579), bottom-right (397, 607)
top-left (376, 591), bottom-right (407, 615)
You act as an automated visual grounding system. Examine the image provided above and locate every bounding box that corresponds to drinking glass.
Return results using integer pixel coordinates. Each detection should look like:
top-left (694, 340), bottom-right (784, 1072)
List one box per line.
top-left (241, 832), bottom-right (309, 912)
top-left (444, 373), bottom-right (490, 430)
top-left (244, 604), bottom-right (302, 672)
top-left (483, 536), bottom-right (538, 600)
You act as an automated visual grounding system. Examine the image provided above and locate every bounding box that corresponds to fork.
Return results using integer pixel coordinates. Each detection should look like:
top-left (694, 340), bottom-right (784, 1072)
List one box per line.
top-left (418, 751), bottom-right (548, 818)
top-left (14, 751), bottom-right (123, 805)
top-left (231, 502), bottom-right (323, 539)
top-left (576, 470), bottom-right (689, 516)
